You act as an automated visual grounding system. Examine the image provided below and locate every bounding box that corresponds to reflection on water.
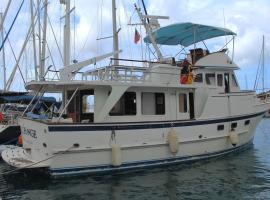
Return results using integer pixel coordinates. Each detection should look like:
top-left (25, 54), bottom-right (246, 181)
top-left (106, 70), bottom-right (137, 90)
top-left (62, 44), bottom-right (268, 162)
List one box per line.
top-left (1, 119), bottom-right (270, 199)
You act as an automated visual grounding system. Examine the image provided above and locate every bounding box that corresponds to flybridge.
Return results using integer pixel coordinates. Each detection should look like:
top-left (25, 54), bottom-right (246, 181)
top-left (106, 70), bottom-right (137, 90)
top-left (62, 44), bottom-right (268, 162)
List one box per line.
top-left (144, 22), bottom-right (236, 46)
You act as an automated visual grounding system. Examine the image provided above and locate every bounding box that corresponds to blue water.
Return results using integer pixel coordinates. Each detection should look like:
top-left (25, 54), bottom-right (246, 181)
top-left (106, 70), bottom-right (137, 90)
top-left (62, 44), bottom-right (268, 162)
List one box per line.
top-left (0, 119), bottom-right (270, 199)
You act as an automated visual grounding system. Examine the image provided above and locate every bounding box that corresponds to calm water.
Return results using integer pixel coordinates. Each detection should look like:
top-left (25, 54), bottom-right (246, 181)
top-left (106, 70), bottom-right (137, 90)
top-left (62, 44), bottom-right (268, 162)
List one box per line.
top-left (0, 119), bottom-right (270, 200)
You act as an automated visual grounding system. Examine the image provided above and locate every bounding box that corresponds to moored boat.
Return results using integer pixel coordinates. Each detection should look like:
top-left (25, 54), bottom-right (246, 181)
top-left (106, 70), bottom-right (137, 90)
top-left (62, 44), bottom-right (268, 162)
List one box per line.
top-left (2, 2), bottom-right (270, 176)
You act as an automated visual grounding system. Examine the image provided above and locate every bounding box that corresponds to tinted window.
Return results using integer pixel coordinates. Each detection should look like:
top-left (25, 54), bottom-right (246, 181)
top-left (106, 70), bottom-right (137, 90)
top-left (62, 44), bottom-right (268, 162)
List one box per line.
top-left (110, 92), bottom-right (136, 116)
top-left (245, 120), bottom-right (250, 126)
top-left (142, 93), bottom-right (165, 115)
top-left (217, 74), bottom-right (223, 86)
top-left (194, 73), bottom-right (203, 83)
top-left (232, 74), bottom-right (238, 87)
top-left (231, 122), bottom-right (237, 129)
top-left (205, 73), bottom-right (215, 85)
top-left (217, 124), bottom-right (224, 131)
top-left (224, 73), bottom-right (230, 93)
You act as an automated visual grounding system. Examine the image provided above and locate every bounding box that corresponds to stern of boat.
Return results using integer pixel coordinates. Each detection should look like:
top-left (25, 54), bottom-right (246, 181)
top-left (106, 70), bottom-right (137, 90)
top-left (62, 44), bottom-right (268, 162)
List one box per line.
top-left (1, 118), bottom-right (51, 169)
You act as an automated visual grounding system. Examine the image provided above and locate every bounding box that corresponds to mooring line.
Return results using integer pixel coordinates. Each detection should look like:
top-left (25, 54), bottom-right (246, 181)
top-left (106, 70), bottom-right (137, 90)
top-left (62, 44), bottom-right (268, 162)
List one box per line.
top-left (0, 144), bottom-right (78, 176)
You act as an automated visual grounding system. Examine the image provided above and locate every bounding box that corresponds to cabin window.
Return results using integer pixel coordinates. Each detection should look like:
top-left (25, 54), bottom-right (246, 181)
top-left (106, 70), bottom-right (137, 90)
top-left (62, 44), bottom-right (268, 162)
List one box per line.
top-left (245, 120), bottom-right (250, 126)
top-left (231, 122), bottom-right (237, 129)
top-left (141, 93), bottom-right (165, 115)
top-left (82, 95), bottom-right (94, 113)
top-left (224, 73), bottom-right (230, 93)
top-left (205, 73), bottom-right (216, 85)
top-left (232, 74), bottom-right (238, 87)
top-left (217, 74), bottom-right (223, 86)
top-left (179, 93), bottom-right (187, 113)
top-left (109, 92), bottom-right (136, 116)
top-left (194, 73), bottom-right (203, 83)
top-left (217, 124), bottom-right (224, 131)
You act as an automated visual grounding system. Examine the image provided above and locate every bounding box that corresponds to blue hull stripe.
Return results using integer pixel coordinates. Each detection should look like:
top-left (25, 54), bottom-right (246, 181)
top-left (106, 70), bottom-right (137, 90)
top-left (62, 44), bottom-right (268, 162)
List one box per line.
top-left (51, 140), bottom-right (253, 176)
top-left (48, 111), bottom-right (265, 132)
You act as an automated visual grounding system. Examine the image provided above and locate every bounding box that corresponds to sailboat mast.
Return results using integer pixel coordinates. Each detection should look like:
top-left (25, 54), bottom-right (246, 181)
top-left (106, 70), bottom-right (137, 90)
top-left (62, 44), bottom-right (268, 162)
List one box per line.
top-left (112, 0), bottom-right (119, 66)
top-left (30, 0), bottom-right (38, 81)
top-left (0, 13), bottom-right (6, 91)
top-left (60, 0), bottom-right (71, 113)
top-left (0, 0), bottom-right (11, 33)
top-left (40, 0), bottom-right (48, 81)
top-left (63, 0), bottom-right (71, 67)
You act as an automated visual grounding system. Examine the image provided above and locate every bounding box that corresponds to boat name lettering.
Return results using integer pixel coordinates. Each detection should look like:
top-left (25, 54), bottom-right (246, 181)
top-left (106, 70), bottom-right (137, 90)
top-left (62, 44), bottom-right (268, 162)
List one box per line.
top-left (22, 127), bottom-right (37, 139)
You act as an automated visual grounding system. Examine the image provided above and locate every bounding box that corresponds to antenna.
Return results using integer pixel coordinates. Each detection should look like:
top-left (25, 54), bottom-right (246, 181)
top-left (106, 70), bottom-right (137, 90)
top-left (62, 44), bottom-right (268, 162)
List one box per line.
top-left (262, 35), bottom-right (265, 92)
top-left (223, 8), bottom-right (228, 49)
top-left (134, 4), bottom-right (168, 61)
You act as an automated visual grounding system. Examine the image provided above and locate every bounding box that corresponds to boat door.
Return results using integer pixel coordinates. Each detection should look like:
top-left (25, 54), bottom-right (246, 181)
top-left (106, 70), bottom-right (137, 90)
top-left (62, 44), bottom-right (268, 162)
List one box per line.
top-left (176, 92), bottom-right (189, 120)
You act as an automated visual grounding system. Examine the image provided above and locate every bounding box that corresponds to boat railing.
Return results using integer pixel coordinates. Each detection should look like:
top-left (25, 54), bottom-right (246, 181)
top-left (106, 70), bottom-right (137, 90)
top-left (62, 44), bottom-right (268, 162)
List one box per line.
top-left (81, 58), bottom-right (156, 82)
top-left (83, 64), bottom-right (149, 82)
top-left (42, 58), bottom-right (183, 82)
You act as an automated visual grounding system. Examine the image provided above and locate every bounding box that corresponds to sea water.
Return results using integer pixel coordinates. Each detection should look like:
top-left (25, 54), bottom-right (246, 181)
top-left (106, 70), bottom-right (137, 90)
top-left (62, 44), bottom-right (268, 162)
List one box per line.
top-left (0, 119), bottom-right (270, 200)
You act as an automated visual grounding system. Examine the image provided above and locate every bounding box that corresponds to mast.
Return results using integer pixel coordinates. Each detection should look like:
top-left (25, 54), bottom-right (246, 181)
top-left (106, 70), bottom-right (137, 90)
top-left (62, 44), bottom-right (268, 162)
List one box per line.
top-left (60, 0), bottom-right (71, 113)
top-left (30, 0), bottom-right (38, 81)
top-left (62, 0), bottom-right (71, 67)
top-left (112, 0), bottom-right (119, 66)
top-left (0, 0), bottom-right (11, 33)
top-left (134, 4), bottom-right (163, 61)
top-left (40, 0), bottom-right (48, 81)
top-left (0, 13), bottom-right (6, 91)
top-left (37, 0), bottom-right (41, 80)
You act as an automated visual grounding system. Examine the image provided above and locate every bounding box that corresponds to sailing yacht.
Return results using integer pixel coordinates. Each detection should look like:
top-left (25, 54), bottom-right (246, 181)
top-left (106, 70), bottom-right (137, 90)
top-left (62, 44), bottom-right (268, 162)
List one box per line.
top-left (2, 1), bottom-right (269, 176)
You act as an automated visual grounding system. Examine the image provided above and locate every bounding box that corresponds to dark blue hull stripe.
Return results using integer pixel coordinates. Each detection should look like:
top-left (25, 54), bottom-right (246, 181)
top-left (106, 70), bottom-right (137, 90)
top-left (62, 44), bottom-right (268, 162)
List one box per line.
top-left (50, 140), bottom-right (253, 175)
top-left (48, 111), bottom-right (265, 132)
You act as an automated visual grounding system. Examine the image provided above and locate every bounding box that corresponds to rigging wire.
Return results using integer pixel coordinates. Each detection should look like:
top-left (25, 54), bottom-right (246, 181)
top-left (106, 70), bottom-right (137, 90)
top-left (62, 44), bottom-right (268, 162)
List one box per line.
top-left (47, 14), bottom-right (63, 63)
top-left (254, 43), bottom-right (263, 90)
top-left (0, 0), bottom-right (25, 52)
top-left (119, 0), bottom-right (134, 63)
top-left (76, 1), bottom-right (100, 61)
top-left (38, 16), bottom-right (60, 80)
top-left (4, 31), bottom-right (26, 86)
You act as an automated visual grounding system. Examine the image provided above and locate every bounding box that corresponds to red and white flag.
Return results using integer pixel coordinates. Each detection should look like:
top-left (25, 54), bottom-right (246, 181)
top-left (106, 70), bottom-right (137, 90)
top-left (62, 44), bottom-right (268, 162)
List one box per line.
top-left (134, 28), bottom-right (141, 44)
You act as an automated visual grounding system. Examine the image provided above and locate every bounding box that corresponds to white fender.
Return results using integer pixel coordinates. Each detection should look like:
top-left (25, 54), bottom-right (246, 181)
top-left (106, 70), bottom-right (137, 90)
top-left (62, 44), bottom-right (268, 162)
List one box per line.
top-left (111, 144), bottom-right (122, 166)
top-left (229, 131), bottom-right (239, 146)
top-left (167, 129), bottom-right (179, 154)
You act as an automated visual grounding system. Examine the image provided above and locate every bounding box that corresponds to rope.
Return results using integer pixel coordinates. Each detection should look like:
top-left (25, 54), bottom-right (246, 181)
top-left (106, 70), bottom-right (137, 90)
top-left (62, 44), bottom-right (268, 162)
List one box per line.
top-left (1, 138), bottom-right (18, 145)
top-left (1, 145), bottom-right (77, 176)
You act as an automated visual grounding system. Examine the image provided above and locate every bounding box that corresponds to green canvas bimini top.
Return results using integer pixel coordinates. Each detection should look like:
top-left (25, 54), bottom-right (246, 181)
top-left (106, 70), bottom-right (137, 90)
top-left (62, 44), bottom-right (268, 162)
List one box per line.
top-left (144, 22), bottom-right (236, 47)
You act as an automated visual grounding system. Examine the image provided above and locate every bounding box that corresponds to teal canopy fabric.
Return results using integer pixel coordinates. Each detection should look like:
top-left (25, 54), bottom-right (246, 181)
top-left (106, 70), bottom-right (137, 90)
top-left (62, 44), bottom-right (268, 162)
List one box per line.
top-left (144, 22), bottom-right (236, 47)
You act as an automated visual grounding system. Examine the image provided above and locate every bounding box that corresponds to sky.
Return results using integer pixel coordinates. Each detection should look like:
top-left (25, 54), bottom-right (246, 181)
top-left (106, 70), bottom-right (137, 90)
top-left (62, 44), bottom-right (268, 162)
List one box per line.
top-left (0, 0), bottom-right (270, 92)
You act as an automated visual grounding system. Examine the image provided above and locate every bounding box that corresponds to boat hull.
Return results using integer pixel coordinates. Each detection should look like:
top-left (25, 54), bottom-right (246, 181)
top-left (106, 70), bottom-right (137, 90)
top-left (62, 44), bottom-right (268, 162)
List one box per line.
top-left (1, 112), bottom-right (264, 176)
